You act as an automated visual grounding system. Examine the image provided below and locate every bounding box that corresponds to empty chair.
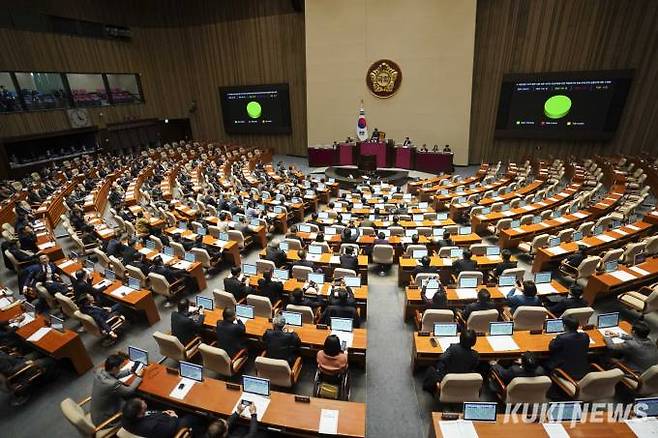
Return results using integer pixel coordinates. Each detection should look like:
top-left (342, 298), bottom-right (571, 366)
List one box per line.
top-left (108, 256), bottom-right (126, 280)
top-left (213, 289), bottom-right (238, 309)
top-left (642, 236), bottom-right (658, 256)
top-left (551, 366), bottom-right (624, 402)
top-left (437, 373), bottom-right (483, 403)
top-left (598, 248), bottom-right (624, 270)
top-left (149, 235), bottom-right (164, 251)
top-left (152, 331), bottom-right (200, 363)
top-left (125, 265), bottom-right (147, 288)
top-left (617, 364), bottom-right (658, 397)
top-left (92, 248), bottom-right (111, 269)
top-left (492, 375), bottom-right (552, 403)
top-left (191, 248), bottom-right (218, 271)
top-left (414, 272), bottom-right (440, 287)
top-left (198, 343), bottom-right (247, 378)
top-left (256, 259), bottom-right (276, 274)
top-left (466, 309), bottom-right (499, 333)
top-left (510, 306), bottom-right (549, 331)
top-left (557, 228), bottom-right (575, 243)
top-left (438, 246), bottom-right (459, 257)
top-left (255, 355), bottom-right (302, 388)
top-left (292, 265), bottom-right (313, 281)
top-left (148, 272), bottom-right (186, 307)
top-left (310, 242), bottom-right (331, 254)
top-left (334, 268), bottom-right (357, 280)
top-left (621, 242), bottom-right (645, 265)
top-left (389, 226), bottom-right (404, 237)
top-left (617, 285), bottom-right (658, 316)
top-left (417, 309), bottom-right (454, 332)
top-left (577, 221), bottom-right (595, 236)
top-left (284, 238), bottom-right (303, 250)
top-left (227, 230), bottom-right (246, 249)
top-left (246, 294), bottom-right (278, 318)
top-left (170, 242), bottom-right (186, 259)
top-left (468, 244), bottom-right (489, 256)
top-left (518, 234), bottom-right (549, 257)
top-left (561, 307), bottom-right (594, 327)
top-left (60, 397), bottom-right (120, 437)
top-left (372, 244), bottom-right (394, 276)
top-left (500, 267), bottom-right (525, 282)
top-left (404, 244), bottom-right (427, 257)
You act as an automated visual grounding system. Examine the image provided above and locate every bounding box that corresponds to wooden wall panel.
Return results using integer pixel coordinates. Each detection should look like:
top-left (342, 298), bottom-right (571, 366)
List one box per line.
top-left (469, 0), bottom-right (658, 163)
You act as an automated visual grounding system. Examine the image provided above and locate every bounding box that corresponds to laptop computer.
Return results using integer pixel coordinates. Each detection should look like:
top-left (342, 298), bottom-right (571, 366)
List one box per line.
top-left (544, 318), bottom-right (565, 334)
top-left (330, 317), bottom-right (353, 333)
top-left (179, 361), bottom-right (203, 382)
top-left (343, 276), bottom-right (360, 288)
top-left (547, 402), bottom-right (582, 422)
top-left (236, 304), bottom-right (255, 320)
top-left (412, 249), bottom-right (428, 259)
top-left (459, 226), bottom-right (472, 235)
top-left (50, 315), bottom-right (64, 332)
top-left (498, 275), bottom-right (516, 287)
top-left (273, 269), bottom-right (289, 281)
top-left (463, 402), bottom-right (497, 422)
top-left (308, 272), bottom-right (325, 284)
top-left (242, 263), bottom-right (257, 276)
top-left (486, 246), bottom-right (500, 257)
top-left (489, 321), bottom-right (514, 336)
top-left (127, 277), bottom-right (141, 290)
top-left (242, 375), bottom-right (270, 397)
top-left (534, 272), bottom-right (551, 284)
top-left (597, 312), bottom-right (619, 329)
top-left (433, 322), bottom-right (458, 337)
top-left (604, 260), bottom-right (618, 273)
top-left (128, 345), bottom-right (149, 365)
top-left (459, 277), bottom-right (478, 289)
top-left (279, 241), bottom-right (289, 252)
top-left (450, 248), bottom-right (462, 258)
top-left (281, 311), bottom-right (303, 327)
top-left (195, 296), bottom-right (214, 311)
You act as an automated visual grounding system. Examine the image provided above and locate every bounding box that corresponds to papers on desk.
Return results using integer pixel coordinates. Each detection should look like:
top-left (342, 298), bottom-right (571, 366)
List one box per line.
top-left (234, 392), bottom-right (270, 421)
top-left (486, 335), bottom-right (519, 352)
top-left (57, 259), bottom-right (76, 269)
top-left (542, 423), bottom-right (570, 438)
top-left (93, 279), bottom-right (113, 290)
top-left (437, 336), bottom-right (460, 351)
top-left (536, 283), bottom-right (558, 295)
top-left (171, 228), bottom-right (186, 234)
top-left (626, 224), bottom-right (641, 231)
top-left (330, 256), bottom-right (340, 264)
top-left (522, 205), bottom-right (534, 211)
top-left (502, 211), bottom-right (514, 217)
top-left (173, 260), bottom-right (193, 270)
top-left (0, 297), bottom-right (12, 309)
top-left (547, 197), bottom-right (557, 202)
top-left (438, 420), bottom-right (478, 438)
top-left (27, 327), bottom-right (52, 342)
top-left (307, 254), bottom-right (322, 262)
top-left (119, 361), bottom-right (144, 383)
top-left (477, 215), bottom-right (486, 220)
top-left (554, 217), bottom-right (569, 224)
top-left (169, 377), bottom-right (196, 400)
top-left (537, 202), bottom-right (547, 206)
top-left (608, 270), bottom-right (637, 282)
top-left (211, 240), bottom-right (228, 248)
top-left (331, 330), bottom-right (354, 349)
top-left (512, 227), bottom-right (525, 233)
top-left (307, 232), bottom-right (318, 240)
top-left (110, 285), bottom-right (135, 298)
top-left (547, 246), bottom-right (568, 255)
top-left (612, 229), bottom-right (628, 236)
top-left (598, 326), bottom-right (628, 339)
top-left (596, 234), bottom-right (615, 242)
top-left (625, 417), bottom-right (658, 437)
top-left (319, 409), bottom-right (339, 435)
top-left (455, 288), bottom-right (478, 299)
top-left (573, 212), bottom-right (587, 219)
top-left (441, 258), bottom-right (453, 266)
top-left (630, 266), bottom-right (650, 276)
top-left (38, 241), bottom-right (56, 250)
top-left (138, 248), bottom-right (152, 255)
top-left (14, 313), bottom-right (35, 328)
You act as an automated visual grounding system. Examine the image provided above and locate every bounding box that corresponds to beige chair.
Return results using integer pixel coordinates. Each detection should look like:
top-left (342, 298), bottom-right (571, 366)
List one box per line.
top-left (4, 250), bottom-right (31, 275)
top-left (438, 246), bottom-right (459, 257)
top-left (247, 294), bottom-right (280, 318)
top-left (92, 248), bottom-right (111, 269)
top-left (598, 248), bottom-right (624, 270)
top-left (108, 256), bottom-right (127, 280)
top-left (198, 343), bottom-right (247, 378)
top-left (126, 265), bottom-right (147, 288)
top-left (292, 265), bottom-right (313, 281)
top-left (468, 244), bottom-right (489, 256)
top-left (510, 306), bottom-right (549, 331)
top-left (437, 373), bottom-right (483, 403)
top-left (518, 234), bottom-right (549, 257)
top-left (284, 238), bottom-right (302, 251)
top-left (74, 310), bottom-right (125, 345)
top-left (621, 242), bottom-right (645, 265)
top-left (561, 307), bottom-right (594, 327)
top-left (465, 309), bottom-right (499, 333)
top-left (618, 285), bottom-right (658, 315)
top-left (148, 272), bottom-right (186, 307)
top-left (334, 268), bottom-right (357, 280)
top-left (152, 331), bottom-right (201, 363)
top-left (60, 397), bottom-right (120, 437)
top-left (35, 283), bottom-right (58, 311)
top-left (310, 242), bottom-right (331, 254)
top-left (286, 304), bottom-right (316, 324)
top-left (255, 356), bottom-right (302, 388)
top-left (149, 235), bottom-right (164, 251)
top-left (213, 289), bottom-right (240, 309)
top-left (256, 259), bottom-right (276, 274)
top-left (339, 243), bottom-right (359, 255)
top-left (616, 363), bottom-right (658, 396)
top-left (644, 236), bottom-right (658, 256)
top-left (551, 365), bottom-right (624, 401)
top-left (500, 267), bottom-right (525, 282)
top-left (568, 256), bottom-right (600, 288)
top-left (414, 273), bottom-right (440, 287)
top-left (417, 309), bottom-right (454, 332)
top-left (491, 375), bottom-right (552, 403)
top-left (191, 248), bottom-right (217, 271)
top-left (457, 271), bottom-right (483, 286)
top-left (372, 244), bottom-right (394, 275)
top-left (170, 242), bottom-right (186, 259)
top-left (227, 230), bottom-right (246, 249)
top-left (404, 244), bottom-right (427, 258)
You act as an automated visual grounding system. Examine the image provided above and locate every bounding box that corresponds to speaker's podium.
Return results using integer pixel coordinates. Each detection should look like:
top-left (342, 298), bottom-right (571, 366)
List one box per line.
top-left (358, 154), bottom-right (377, 172)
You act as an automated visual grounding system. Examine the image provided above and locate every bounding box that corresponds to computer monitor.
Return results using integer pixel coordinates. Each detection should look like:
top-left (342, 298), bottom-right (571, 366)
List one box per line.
top-left (548, 237), bottom-right (560, 247)
top-left (197, 226), bottom-right (207, 236)
top-left (50, 315), bottom-right (64, 331)
top-left (274, 206), bottom-right (284, 214)
top-left (331, 317), bottom-right (353, 332)
top-left (511, 220), bottom-right (521, 228)
top-left (405, 229), bottom-right (417, 237)
top-left (489, 321), bottom-right (514, 336)
top-left (570, 204), bottom-right (579, 214)
top-left (85, 259), bottom-right (95, 271)
top-left (379, 229), bottom-right (391, 238)
top-left (450, 248), bottom-right (462, 258)
top-left (486, 246), bottom-right (500, 257)
top-left (105, 270), bottom-right (116, 281)
top-left (535, 271), bottom-right (551, 284)
top-left (433, 228), bottom-right (445, 236)
top-left (70, 251), bottom-right (79, 260)
top-left (305, 190), bottom-right (315, 197)
top-left (146, 240), bottom-right (156, 250)
top-left (532, 216), bottom-right (542, 224)
top-left (281, 311), bottom-right (303, 327)
top-left (635, 253), bottom-right (646, 266)
top-left (572, 231), bottom-right (583, 242)
top-left (597, 312), bottom-right (619, 329)
top-left (544, 318), bottom-right (565, 334)
top-left (437, 213), bottom-right (448, 220)
top-left (635, 397), bottom-right (658, 417)
top-left (325, 227), bottom-right (336, 235)
top-left (459, 226), bottom-right (472, 235)
top-left (235, 304), bottom-right (255, 320)
top-left (273, 269), bottom-right (289, 281)
top-left (250, 219), bottom-right (260, 227)
top-left (463, 402), bottom-right (497, 422)
top-left (459, 277), bottom-right (478, 289)
top-left (242, 263), bottom-right (257, 276)
top-left (547, 402), bottom-right (582, 422)
top-left (279, 241), bottom-right (289, 252)
top-left (433, 322), bottom-right (458, 337)
top-left (482, 208), bottom-right (491, 215)
top-left (298, 224), bottom-right (311, 233)
top-left (343, 213), bottom-right (352, 221)
top-left (128, 346), bottom-right (149, 364)
top-left (242, 375), bottom-right (270, 397)
top-left (178, 222), bottom-right (188, 230)
top-left (553, 211), bottom-right (562, 219)
top-left (308, 272), bottom-right (325, 284)
top-left (498, 275), bottom-right (516, 287)
top-left (412, 249), bottom-right (428, 259)
top-left (611, 220), bottom-right (621, 229)
top-left (501, 204), bottom-right (510, 212)
top-left (418, 202), bottom-right (428, 209)
top-left (128, 277), bottom-right (140, 290)
top-left (604, 260), bottom-right (618, 273)
top-left (179, 361), bottom-right (203, 382)
top-left (413, 214), bottom-right (424, 222)
top-left (195, 296), bottom-right (214, 310)
top-left (423, 278), bottom-right (440, 289)
top-left (309, 245), bottom-right (322, 255)
top-left (219, 232), bottom-right (229, 242)
top-left (163, 246), bottom-right (174, 256)
top-left (184, 252), bottom-right (196, 263)
top-left (343, 276), bottom-right (360, 288)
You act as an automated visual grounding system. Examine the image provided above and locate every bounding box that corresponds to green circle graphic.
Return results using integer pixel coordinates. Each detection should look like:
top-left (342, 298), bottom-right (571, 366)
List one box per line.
top-left (544, 95), bottom-right (572, 119)
top-left (246, 101), bottom-right (262, 119)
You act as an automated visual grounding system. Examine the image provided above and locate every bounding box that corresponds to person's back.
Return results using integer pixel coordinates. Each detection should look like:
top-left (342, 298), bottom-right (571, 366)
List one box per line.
top-left (339, 251), bottom-right (358, 272)
top-left (547, 316), bottom-right (590, 379)
top-left (507, 281), bottom-right (541, 313)
top-left (215, 308), bottom-right (246, 358)
top-left (171, 300), bottom-right (203, 346)
top-left (604, 321), bottom-right (658, 373)
top-left (263, 316), bottom-right (301, 365)
top-left (462, 289), bottom-right (497, 321)
top-left (224, 267), bottom-right (247, 301)
top-left (493, 352), bottom-right (545, 386)
top-left (453, 250), bottom-right (477, 275)
top-left (91, 354), bottom-right (142, 426)
top-left (258, 273), bottom-right (283, 303)
top-left (494, 249), bottom-right (516, 277)
top-left (548, 285), bottom-right (587, 316)
top-left (436, 329), bottom-right (479, 381)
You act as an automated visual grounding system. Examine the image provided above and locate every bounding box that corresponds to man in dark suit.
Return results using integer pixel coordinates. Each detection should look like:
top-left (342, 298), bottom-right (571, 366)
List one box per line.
top-left (171, 299), bottom-right (204, 346)
top-left (121, 398), bottom-right (203, 438)
top-left (257, 270), bottom-right (283, 303)
top-left (128, 254), bottom-right (151, 277)
top-left (120, 239), bottom-right (140, 266)
top-left (434, 231), bottom-right (453, 248)
top-left (339, 246), bottom-right (359, 272)
top-left (547, 284), bottom-right (588, 316)
top-left (493, 249), bottom-right (516, 277)
top-left (411, 256), bottom-right (436, 281)
top-left (423, 329), bottom-right (479, 392)
top-left (262, 315), bottom-right (301, 366)
top-left (289, 287), bottom-right (324, 310)
top-left (223, 266), bottom-right (251, 301)
top-left (73, 269), bottom-right (104, 304)
top-left (373, 232), bottom-right (388, 246)
top-left (264, 241), bottom-right (287, 268)
top-left (506, 280), bottom-right (542, 313)
top-left (453, 249), bottom-right (477, 275)
top-left (322, 289), bottom-right (360, 328)
top-left (545, 315), bottom-right (590, 379)
top-left (23, 254), bottom-right (62, 293)
top-left (149, 256), bottom-right (181, 284)
top-left (293, 249), bottom-right (315, 269)
top-left (604, 320), bottom-right (658, 373)
top-left (461, 288), bottom-right (498, 322)
top-left (215, 307), bottom-right (246, 358)
top-left (560, 244), bottom-right (588, 275)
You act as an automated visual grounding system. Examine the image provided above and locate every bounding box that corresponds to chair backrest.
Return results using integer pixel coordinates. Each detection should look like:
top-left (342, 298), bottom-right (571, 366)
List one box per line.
top-left (501, 267), bottom-right (524, 282)
top-left (286, 304), bottom-right (315, 324)
top-left (576, 256), bottom-right (601, 280)
top-left (60, 398), bottom-right (96, 436)
top-left (644, 236), bottom-right (658, 256)
top-left (389, 226), bottom-right (404, 236)
top-left (404, 244), bottom-right (427, 257)
top-left (439, 373), bottom-right (483, 403)
top-left (148, 272), bottom-right (172, 298)
top-left (153, 331), bottom-right (185, 361)
top-left (256, 259), bottom-right (276, 274)
top-left (558, 228), bottom-right (574, 242)
top-left (644, 289), bottom-right (658, 314)
top-left (414, 273), bottom-right (439, 286)
top-left (638, 365), bottom-right (658, 395)
top-left (55, 292), bottom-right (79, 318)
top-left (92, 248), bottom-right (111, 268)
top-left (255, 356), bottom-right (293, 387)
top-left (372, 244), bottom-right (394, 264)
top-left (227, 230), bottom-right (245, 248)
top-left (561, 307), bottom-right (594, 327)
top-left (512, 306), bottom-right (549, 331)
top-left (246, 294), bottom-right (273, 318)
top-left (310, 242), bottom-right (331, 254)
top-left (292, 265), bottom-right (313, 281)
top-left (149, 235), bottom-right (164, 250)
top-left (622, 242), bottom-right (645, 265)
top-left (340, 243), bottom-right (359, 255)
top-left (284, 238), bottom-right (302, 250)
top-left (117, 428), bottom-right (145, 438)
top-left (506, 376), bottom-right (552, 403)
top-left (577, 368), bottom-right (624, 401)
top-left (466, 309), bottom-right (499, 333)
top-left (438, 246), bottom-right (459, 257)
top-left (213, 289), bottom-right (237, 310)
top-left (599, 248), bottom-right (623, 267)
top-left (198, 343), bottom-right (232, 377)
top-left (577, 221), bottom-right (595, 236)
top-left (4, 250), bottom-right (22, 272)
top-left (334, 268), bottom-right (357, 279)
top-left (421, 309), bottom-right (454, 332)
top-left (73, 310), bottom-right (102, 337)
top-left (191, 248), bottom-right (211, 268)
top-left (170, 242), bottom-right (186, 259)
top-left (468, 244), bottom-right (489, 256)
top-left (457, 271), bottom-right (483, 285)
top-left (109, 255), bottom-right (126, 279)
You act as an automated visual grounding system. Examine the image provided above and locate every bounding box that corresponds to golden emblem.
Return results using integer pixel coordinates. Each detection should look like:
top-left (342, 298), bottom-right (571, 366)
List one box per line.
top-left (366, 59), bottom-right (402, 98)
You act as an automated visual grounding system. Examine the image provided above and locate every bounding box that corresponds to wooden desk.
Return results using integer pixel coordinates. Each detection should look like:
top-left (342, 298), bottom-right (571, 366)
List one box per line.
top-left (245, 275), bottom-right (368, 307)
top-left (136, 246), bottom-right (207, 292)
top-left (164, 226), bottom-right (242, 268)
top-left (412, 321), bottom-right (631, 370)
top-left (138, 364), bottom-right (366, 437)
top-left (268, 250), bottom-right (369, 285)
top-left (397, 255), bottom-right (516, 287)
top-left (583, 256), bottom-right (658, 304)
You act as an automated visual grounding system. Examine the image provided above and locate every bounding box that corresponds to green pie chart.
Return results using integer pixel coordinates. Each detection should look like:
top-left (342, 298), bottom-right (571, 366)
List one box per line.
top-left (544, 95), bottom-right (572, 119)
top-left (246, 101), bottom-right (262, 119)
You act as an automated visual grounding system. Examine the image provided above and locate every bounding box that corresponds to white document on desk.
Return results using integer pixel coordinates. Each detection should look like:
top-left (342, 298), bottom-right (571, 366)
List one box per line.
top-left (536, 283), bottom-right (558, 295)
top-left (554, 217), bottom-right (569, 224)
top-left (319, 409), bottom-right (339, 435)
top-left (93, 279), bottom-right (113, 289)
top-left (625, 417), bottom-right (658, 437)
top-left (160, 254), bottom-right (175, 264)
top-left (438, 420), bottom-right (478, 438)
top-left (547, 247), bottom-right (568, 255)
top-left (502, 211), bottom-right (514, 217)
top-left (38, 241), bottom-right (56, 250)
top-left (15, 313), bottom-right (35, 328)
top-left (57, 259), bottom-right (76, 269)
top-left (626, 224), bottom-right (640, 231)
top-left (331, 330), bottom-right (354, 349)
top-left (307, 254), bottom-right (322, 262)
top-left (441, 258), bottom-right (453, 266)
top-left (169, 378), bottom-right (196, 400)
top-left (233, 392), bottom-right (270, 421)
top-left (437, 336), bottom-right (460, 352)
top-left (0, 297), bottom-right (12, 308)
top-left (173, 260), bottom-right (193, 270)
top-left (609, 270), bottom-right (637, 282)
top-left (27, 327), bottom-right (52, 342)
top-left (596, 234), bottom-right (615, 243)
top-left (138, 248), bottom-right (152, 255)
top-left (455, 288), bottom-right (478, 299)
top-left (330, 256), bottom-right (340, 264)
top-left (612, 229), bottom-right (628, 236)
top-left (573, 212), bottom-right (587, 219)
top-left (522, 205), bottom-right (534, 211)
top-left (487, 335), bottom-right (519, 352)
top-left (110, 285), bottom-right (135, 298)
top-left (598, 326), bottom-right (628, 339)
top-left (512, 227), bottom-right (525, 233)
top-left (542, 423), bottom-right (570, 438)
top-left (629, 266), bottom-right (650, 276)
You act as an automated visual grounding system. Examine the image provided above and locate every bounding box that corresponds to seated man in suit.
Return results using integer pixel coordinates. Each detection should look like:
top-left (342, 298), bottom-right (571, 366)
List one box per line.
top-left (461, 288), bottom-right (498, 323)
top-left (422, 286), bottom-right (448, 310)
top-left (215, 307), bottom-right (246, 358)
top-left (545, 315), bottom-right (590, 379)
top-left (289, 287), bottom-right (324, 310)
top-left (264, 241), bottom-right (287, 268)
top-left (120, 238), bottom-right (140, 266)
top-left (339, 246), bottom-right (359, 272)
top-left (22, 254), bottom-right (59, 293)
top-left (547, 284), bottom-right (587, 316)
top-left (128, 254), bottom-right (151, 277)
top-left (341, 225), bottom-right (359, 243)
top-left (506, 280), bottom-right (541, 313)
top-left (490, 351), bottom-right (546, 388)
top-left (493, 249), bottom-right (516, 277)
top-left (79, 295), bottom-right (122, 340)
top-left (262, 314), bottom-right (302, 366)
top-left (293, 249), bottom-right (315, 269)
top-left (91, 353), bottom-right (143, 426)
top-left (411, 256), bottom-right (436, 282)
top-left (256, 269), bottom-right (283, 304)
top-left (322, 289), bottom-right (360, 328)
top-left (121, 397), bottom-right (204, 438)
top-left (560, 244), bottom-right (588, 275)
top-left (149, 256), bottom-right (183, 284)
top-left (171, 299), bottom-right (204, 346)
top-left (0, 349), bottom-right (57, 406)
top-left (205, 403), bottom-right (258, 438)
top-left (73, 269), bottom-right (109, 305)
top-left (423, 329), bottom-right (479, 392)
top-left (453, 249), bottom-right (477, 276)
top-left (223, 266), bottom-right (252, 302)
top-left (434, 230), bottom-right (453, 248)
top-left (18, 225), bottom-right (38, 253)
top-left (604, 320), bottom-right (658, 373)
